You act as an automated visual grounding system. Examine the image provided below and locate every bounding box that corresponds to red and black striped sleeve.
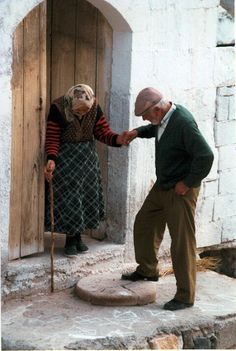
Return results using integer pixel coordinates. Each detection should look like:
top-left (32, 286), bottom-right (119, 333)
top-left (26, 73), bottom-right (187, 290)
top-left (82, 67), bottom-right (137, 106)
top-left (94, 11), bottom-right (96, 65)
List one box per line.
top-left (93, 105), bottom-right (121, 147)
top-left (45, 104), bottom-right (63, 161)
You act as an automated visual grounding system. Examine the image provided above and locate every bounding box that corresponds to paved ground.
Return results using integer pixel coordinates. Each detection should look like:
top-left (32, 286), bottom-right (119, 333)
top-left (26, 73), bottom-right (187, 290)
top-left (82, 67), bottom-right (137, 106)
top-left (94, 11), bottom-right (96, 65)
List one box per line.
top-left (2, 270), bottom-right (236, 350)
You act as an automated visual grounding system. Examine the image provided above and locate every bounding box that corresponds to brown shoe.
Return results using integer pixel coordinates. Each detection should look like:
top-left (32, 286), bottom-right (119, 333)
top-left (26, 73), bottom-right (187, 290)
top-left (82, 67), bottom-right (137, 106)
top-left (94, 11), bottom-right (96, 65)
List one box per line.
top-left (121, 271), bottom-right (159, 282)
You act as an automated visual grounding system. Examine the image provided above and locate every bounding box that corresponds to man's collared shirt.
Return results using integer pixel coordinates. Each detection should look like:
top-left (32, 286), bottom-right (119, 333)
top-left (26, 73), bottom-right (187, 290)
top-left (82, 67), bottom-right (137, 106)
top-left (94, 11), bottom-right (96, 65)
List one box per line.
top-left (157, 103), bottom-right (176, 141)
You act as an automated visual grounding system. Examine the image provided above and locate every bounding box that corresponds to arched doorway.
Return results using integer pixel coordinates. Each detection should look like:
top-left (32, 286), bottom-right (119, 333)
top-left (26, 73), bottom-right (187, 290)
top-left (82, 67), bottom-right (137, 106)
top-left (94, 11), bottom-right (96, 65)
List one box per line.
top-left (9, 0), bottom-right (114, 259)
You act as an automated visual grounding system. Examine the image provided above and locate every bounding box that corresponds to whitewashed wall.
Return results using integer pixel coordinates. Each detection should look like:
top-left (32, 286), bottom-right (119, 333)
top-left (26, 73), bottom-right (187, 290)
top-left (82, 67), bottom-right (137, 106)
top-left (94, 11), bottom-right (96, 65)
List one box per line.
top-left (0, 0), bottom-right (235, 264)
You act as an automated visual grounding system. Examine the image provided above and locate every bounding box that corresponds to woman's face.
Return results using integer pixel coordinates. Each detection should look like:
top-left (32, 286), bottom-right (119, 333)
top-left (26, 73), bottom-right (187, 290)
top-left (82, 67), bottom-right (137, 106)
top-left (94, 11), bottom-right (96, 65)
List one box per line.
top-left (72, 104), bottom-right (89, 116)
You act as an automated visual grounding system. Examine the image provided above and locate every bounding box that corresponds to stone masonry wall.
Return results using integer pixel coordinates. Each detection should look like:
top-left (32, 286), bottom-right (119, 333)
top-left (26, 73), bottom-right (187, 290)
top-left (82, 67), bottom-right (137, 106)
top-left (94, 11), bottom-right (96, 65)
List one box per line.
top-left (123, 0), bottom-right (235, 259)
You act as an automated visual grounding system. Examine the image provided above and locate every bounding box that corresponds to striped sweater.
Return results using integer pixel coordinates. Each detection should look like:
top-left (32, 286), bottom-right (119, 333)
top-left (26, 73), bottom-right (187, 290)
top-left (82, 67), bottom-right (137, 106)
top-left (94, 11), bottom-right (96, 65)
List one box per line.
top-left (45, 103), bottom-right (120, 161)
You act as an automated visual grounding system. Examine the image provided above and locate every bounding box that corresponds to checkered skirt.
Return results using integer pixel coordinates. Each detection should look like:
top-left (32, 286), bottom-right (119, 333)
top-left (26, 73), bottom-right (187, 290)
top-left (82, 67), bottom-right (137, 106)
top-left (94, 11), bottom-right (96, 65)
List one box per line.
top-left (45, 141), bottom-right (105, 235)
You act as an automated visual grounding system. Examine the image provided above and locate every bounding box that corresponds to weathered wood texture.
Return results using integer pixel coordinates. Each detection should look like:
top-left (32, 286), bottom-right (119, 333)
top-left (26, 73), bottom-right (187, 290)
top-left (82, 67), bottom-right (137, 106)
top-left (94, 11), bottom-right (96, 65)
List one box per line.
top-left (9, 22), bottom-right (24, 260)
top-left (9, 3), bottom-right (46, 259)
top-left (9, 0), bottom-right (112, 259)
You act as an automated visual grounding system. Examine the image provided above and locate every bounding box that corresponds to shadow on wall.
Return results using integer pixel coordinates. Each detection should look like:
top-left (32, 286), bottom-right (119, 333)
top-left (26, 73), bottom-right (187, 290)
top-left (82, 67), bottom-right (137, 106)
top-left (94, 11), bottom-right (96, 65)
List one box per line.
top-left (200, 246), bottom-right (236, 278)
top-left (220, 0), bottom-right (234, 17)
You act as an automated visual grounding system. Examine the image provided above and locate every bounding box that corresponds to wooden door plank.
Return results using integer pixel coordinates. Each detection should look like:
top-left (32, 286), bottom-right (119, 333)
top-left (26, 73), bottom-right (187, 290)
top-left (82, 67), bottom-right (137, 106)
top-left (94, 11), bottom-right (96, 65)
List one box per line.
top-left (38, 1), bottom-right (47, 252)
top-left (21, 6), bottom-right (41, 256)
top-left (95, 12), bottom-right (113, 205)
top-left (96, 12), bottom-right (113, 114)
top-left (51, 0), bottom-right (76, 100)
top-left (75, 0), bottom-right (97, 90)
top-left (9, 22), bottom-right (24, 260)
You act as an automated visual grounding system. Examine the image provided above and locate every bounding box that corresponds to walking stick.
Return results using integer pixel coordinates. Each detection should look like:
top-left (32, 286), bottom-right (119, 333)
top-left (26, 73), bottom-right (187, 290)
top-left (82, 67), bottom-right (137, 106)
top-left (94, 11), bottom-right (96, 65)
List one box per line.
top-left (49, 179), bottom-right (55, 293)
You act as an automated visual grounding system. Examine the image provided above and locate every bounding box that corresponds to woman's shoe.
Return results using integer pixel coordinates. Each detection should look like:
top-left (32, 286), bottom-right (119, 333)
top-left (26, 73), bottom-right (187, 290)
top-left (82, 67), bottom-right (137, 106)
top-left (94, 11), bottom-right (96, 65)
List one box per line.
top-left (64, 245), bottom-right (78, 258)
top-left (64, 235), bottom-right (78, 257)
top-left (76, 237), bottom-right (89, 252)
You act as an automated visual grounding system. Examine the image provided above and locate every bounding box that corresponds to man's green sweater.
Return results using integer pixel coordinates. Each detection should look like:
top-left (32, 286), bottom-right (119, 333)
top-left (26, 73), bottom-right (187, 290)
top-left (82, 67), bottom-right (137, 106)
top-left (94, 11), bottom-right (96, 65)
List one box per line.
top-left (136, 104), bottom-right (214, 190)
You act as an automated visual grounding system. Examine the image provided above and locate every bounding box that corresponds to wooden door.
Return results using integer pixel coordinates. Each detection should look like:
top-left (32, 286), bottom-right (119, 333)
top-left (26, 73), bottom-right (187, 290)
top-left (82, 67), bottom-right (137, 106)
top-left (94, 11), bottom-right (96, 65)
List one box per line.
top-left (9, 2), bottom-right (46, 260)
top-left (9, 0), bottom-right (112, 259)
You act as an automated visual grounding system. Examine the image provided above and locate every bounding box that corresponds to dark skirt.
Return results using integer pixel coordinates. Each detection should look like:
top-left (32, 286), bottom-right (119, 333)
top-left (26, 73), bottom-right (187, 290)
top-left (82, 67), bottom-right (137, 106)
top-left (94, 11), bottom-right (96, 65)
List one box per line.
top-left (45, 141), bottom-right (105, 235)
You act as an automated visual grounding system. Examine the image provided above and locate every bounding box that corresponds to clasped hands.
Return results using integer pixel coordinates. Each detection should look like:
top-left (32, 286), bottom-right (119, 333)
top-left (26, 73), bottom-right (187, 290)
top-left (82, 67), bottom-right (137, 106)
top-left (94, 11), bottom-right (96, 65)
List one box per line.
top-left (116, 129), bottom-right (138, 146)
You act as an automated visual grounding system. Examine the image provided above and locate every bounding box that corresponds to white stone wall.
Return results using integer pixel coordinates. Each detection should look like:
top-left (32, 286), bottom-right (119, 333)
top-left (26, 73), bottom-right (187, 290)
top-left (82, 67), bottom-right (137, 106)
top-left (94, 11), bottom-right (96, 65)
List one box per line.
top-left (116, 0), bottom-right (236, 257)
top-left (0, 0), bottom-right (235, 265)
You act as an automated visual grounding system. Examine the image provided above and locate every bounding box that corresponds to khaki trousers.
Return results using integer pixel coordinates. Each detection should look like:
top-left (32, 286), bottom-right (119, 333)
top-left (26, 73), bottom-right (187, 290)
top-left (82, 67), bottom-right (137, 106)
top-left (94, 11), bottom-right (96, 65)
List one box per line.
top-left (134, 183), bottom-right (200, 304)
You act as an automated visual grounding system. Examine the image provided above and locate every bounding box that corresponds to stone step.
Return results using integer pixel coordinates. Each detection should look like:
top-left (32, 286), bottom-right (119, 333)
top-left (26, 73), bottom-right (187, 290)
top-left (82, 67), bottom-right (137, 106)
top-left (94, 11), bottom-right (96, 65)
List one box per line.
top-left (1, 233), bottom-right (125, 301)
top-left (2, 271), bottom-right (236, 350)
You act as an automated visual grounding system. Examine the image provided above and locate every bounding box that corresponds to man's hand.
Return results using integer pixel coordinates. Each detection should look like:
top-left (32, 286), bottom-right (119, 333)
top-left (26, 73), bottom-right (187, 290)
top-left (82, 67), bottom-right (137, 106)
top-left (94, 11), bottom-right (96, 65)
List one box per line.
top-left (174, 181), bottom-right (190, 195)
top-left (44, 160), bottom-right (55, 182)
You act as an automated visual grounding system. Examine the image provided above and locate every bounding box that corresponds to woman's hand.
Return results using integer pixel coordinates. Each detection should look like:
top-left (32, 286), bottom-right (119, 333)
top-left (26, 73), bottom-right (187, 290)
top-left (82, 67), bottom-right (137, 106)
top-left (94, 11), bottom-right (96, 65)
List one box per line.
top-left (44, 160), bottom-right (55, 182)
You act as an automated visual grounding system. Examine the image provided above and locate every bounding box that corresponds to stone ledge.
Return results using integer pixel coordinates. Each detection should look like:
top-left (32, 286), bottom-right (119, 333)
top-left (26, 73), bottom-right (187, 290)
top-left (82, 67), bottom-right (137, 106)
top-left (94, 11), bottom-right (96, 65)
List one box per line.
top-left (1, 235), bottom-right (125, 301)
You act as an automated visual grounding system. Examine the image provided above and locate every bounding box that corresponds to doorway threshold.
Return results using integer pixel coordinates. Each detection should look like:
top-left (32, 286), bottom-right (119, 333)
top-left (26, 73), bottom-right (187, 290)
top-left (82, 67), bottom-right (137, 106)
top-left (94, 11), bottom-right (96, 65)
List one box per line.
top-left (2, 233), bottom-right (125, 301)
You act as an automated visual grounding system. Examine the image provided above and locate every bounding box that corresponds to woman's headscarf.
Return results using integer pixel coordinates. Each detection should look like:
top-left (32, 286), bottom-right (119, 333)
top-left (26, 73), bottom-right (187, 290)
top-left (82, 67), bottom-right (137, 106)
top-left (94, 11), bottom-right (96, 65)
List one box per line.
top-left (64, 84), bottom-right (95, 122)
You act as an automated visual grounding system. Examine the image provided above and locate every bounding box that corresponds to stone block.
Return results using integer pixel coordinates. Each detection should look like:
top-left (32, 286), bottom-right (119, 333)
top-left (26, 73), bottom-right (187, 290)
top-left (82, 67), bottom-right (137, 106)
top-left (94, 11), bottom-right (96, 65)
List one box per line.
top-left (195, 120), bottom-right (218, 181)
top-left (189, 48), bottom-right (216, 89)
top-left (162, 7), bottom-right (217, 50)
top-left (76, 272), bottom-right (157, 306)
top-left (229, 95), bottom-right (235, 120)
top-left (217, 6), bottom-right (235, 46)
top-left (153, 49), bottom-right (193, 90)
top-left (214, 47), bottom-right (235, 87)
top-left (196, 197), bottom-right (214, 223)
top-left (216, 86), bottom-right (235, 121)
top-left (216, 95), bottom-right (230, 121)
top-left (214, 120), bottom-right (236, 146)
top-left (217, 86), bottom-right (235, 96)
top-left (148, 0), bottom-right (175, 10)
top-left (219, 169), bottom-right (236, 195)
top-left (202, 7), bottom-right (218, 48)
top-left (196, 221), bottom-right (222, 247)
top-left (222, 216), bottom-right (236, 241)
top-left (149, 333), bottom-right (183, 350)
top-left (178, 0), bottom-right (220, 9)
top-left (215, 318), bottom-right (236, 349)
top-left (131, 50), bottom-right (155, 87)
top-left (218, 145), bottom-right (236, 170)
top-left (214, 194), bottom-right (236, 220)
top-left (193, 336), bottom-right (212, 349)
top-left (203, 179), bottom-right (218, 197)
top-left (178, 88), bottom-right (216, 122)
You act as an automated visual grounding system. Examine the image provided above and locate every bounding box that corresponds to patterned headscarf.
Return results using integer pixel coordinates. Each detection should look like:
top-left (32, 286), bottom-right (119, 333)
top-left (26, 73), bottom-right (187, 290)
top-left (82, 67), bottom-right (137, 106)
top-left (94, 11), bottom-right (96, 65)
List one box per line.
top-left (64, 84), bottom-right (95, 121)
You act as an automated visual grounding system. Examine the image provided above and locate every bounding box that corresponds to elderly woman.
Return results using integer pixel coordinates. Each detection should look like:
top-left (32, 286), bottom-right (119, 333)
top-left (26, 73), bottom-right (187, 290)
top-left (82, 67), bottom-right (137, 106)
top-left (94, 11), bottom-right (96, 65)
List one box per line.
top-left (44, 84), bottom-right (126, 257)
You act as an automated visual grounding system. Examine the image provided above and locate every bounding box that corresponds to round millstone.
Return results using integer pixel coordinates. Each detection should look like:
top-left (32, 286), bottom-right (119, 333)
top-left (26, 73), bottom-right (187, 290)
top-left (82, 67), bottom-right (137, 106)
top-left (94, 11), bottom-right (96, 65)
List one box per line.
top-left (75, 272), bottom-right (157, 306)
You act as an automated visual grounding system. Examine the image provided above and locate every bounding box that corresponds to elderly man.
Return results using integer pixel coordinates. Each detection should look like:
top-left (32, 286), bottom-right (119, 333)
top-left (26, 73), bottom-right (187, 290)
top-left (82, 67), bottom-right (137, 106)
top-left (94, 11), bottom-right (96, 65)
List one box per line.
top-left (122, 87), bottom-right (214, 311)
